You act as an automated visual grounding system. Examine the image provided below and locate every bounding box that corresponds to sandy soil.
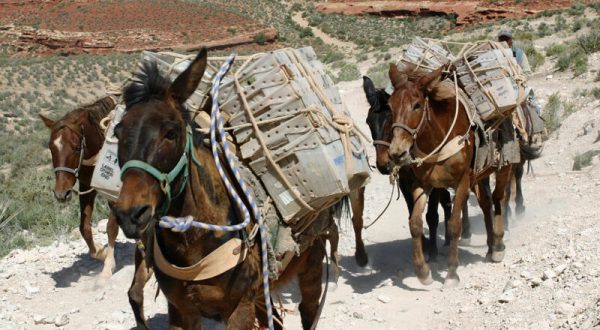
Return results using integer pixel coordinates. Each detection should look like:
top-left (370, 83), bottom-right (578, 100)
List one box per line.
top-left (1, 11), bottom-right (600, 330)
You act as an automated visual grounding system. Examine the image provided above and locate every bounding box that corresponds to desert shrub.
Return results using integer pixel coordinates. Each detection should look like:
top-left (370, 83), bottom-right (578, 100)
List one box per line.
top-left (520, 42), bottom-right (544, 70)
top-left (254, 32), bottom-right (267, 45)
top-left (299, 27), bottom-right (314, 38)
top-left (577, 30), bottom-right (600, 54)
top-left (591, 87), bottom-right (600, 99)
top-left (554, 15), bottom-right (568, 32)
top-left (335, 63), bottom-right (360, 82)
top-left (545, 43), bottom-right (568, 57)
top-left (366, 62), bottom-right (392, 88)
top-left (537, 22), bottom-right (552, 37)
top-left (572, 18), bottom-right (587, 32)
top-left (321, 50), bottom-right (344, 64)
top-left (569, 2), bottom-right (587, 16)
top-left (542, 93), bottom-right (562, 135)
top-left (572, 150), bottom-right (600, 170)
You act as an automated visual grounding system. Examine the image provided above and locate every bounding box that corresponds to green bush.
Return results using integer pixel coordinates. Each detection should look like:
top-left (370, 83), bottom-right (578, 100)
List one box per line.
top-left (335, 63), bottom-right (361, 82)
top-left (572, 150), bottom-right (600, 170)
top-left (254, 32), bottom-right (268, 45)
top-left (542, 93), bottom-right (562, 135)
top-left (577, 30), bottom-right (600, 54)
top-left (545, 43), bottom-right (568, 57)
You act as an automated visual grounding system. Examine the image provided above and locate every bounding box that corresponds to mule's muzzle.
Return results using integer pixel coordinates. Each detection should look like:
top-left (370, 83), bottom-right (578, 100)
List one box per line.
top-left (377, 162), bottom-right (391, 175)
top-left (112, 204), bottom-right (153, 239)
top-left (53, 189), bottom-right (72, 203)
top-left (389, 150), bottom-right (412, 167)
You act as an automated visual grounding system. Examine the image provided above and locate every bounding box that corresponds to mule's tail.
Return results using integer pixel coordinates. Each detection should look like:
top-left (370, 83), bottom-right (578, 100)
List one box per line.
top-left (332, 195), bottom-right (352, 230)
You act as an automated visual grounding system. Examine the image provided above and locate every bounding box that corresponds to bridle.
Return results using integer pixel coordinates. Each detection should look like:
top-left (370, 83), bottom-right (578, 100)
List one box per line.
top-left (390, 98), bottom-right (429, 142)
top-left (52, 126), bottom-right (98, 195)
top-left (53, 126), bottom-right (87, 179)
top-left (120, 128), bottom-right (196, 218)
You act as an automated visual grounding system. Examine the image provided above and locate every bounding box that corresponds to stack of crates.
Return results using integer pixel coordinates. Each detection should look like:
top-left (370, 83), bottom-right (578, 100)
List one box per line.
top-left (141, 47), bottom-right (370, 223)
top-left (454, 42), bottom-right (524, 121)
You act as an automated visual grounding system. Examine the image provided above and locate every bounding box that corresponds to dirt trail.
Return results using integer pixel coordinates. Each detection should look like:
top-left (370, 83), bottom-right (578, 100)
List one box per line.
top-left (291, 12), bottom-right (358, 54)
top-left (1, 68), bottom-right (600, 329)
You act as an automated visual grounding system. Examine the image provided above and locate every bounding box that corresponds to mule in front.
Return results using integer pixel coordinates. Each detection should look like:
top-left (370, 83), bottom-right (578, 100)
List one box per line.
top-left (112, 48), bottom-right (350, 329)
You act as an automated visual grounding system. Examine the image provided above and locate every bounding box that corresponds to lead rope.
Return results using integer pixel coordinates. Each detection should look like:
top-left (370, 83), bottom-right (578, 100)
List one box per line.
top-left (159, 54), bottom-right (274, 330)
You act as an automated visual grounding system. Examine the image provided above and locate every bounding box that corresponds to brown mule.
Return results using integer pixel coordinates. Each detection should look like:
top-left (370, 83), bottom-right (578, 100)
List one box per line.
top-left (39, 97), bottom-right (120, 285)
top-left (362, 76), bottom-right (470, 261)
top-left (112, 48), bottom-right (351, 329)
top-left (387, 65), bottom-right (511, 287)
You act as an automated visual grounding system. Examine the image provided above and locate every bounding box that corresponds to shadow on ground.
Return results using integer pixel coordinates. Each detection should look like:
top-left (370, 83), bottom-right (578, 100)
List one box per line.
top-left (51, 241), bottom-right (135, 288)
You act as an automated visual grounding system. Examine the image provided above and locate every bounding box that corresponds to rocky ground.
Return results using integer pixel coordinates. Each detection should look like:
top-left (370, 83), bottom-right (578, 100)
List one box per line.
top-left (2, 7), bottom-right (600, 329)
top-left (1, 69), bottom-right (599, 329)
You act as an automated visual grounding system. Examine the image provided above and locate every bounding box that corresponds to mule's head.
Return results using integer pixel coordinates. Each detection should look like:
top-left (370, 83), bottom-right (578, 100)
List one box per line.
top-left (39, 112), bottom-right (87, 202)
top-left (112, 48), bottom-right (208, 239)
top-left (387, 64), bottom-right (442, 167)
top-left (363, 76), bottom-right (393, 174)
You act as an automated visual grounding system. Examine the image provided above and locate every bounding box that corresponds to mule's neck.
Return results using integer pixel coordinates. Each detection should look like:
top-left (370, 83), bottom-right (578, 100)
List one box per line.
top-left (158, 140), bottom-right (240, 266)
top-left (416, 98), bottom-right (470, 153)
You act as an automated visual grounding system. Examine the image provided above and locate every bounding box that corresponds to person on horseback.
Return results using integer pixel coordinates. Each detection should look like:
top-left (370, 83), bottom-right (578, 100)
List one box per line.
top-left (498, 28), bottom-right (543, 115)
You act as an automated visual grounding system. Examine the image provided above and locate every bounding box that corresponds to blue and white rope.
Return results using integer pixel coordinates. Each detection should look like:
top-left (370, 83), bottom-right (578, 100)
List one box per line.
top-left (159, 54), bottom-right (274, 330)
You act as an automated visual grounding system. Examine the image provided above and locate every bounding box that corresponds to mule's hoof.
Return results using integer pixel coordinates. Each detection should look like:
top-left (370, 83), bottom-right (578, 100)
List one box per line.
top-left (504, 230), bottom-right (511, 242)
top-left (443, 276), bottom-right (460, 289)
top-left (491, 250), bottom-right (505, 263)
top-left (459, 237), bottom-right (471, 246)
top-left (92, 244), bottom-right (108, 261)
top-left (417, 270), bottom-right (434, 286)
top-left (355, 252), bottom-right (369, 268)
top-left (94, 275), bottom-right (109, 289)
top-left (329, 281), bottom-right (339, 292)
top-left (516, 205), bottom-right (525, 216)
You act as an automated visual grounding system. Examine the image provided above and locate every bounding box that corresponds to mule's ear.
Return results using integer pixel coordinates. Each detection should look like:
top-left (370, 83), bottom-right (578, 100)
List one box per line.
top-left (417, 66), bottom-right (443, 93)
top-left (38, 114), bottom-right (55, 129)
top-left (362, 76), bottom-right (377, 100)
top-left (169, 47), bottom-right (208, 103)
top-left (389, 64), bottom-right (407, 90)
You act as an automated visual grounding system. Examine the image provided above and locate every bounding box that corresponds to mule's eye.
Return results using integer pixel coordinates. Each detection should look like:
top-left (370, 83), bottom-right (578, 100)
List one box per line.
top-left (165, 130), bottom-right (178, 140)
top-left (413, 103), bottom-right (421, 111)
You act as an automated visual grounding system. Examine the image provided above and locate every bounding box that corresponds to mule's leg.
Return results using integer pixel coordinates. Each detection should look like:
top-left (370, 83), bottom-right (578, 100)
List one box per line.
top-left (128, 247), bottom-right (153, 329)
top-left (97, 209), bottom-right (119, 285)
top-left (297, 240), bottom-right (326, 330)
top-left (227, 298), bottom-right (255, 330)
top-left (255, 296), bottom-right (283, 330)
top-left (326, 223), bottom-right (340, 287)
top-left (444, 173), bottom-right (470, 288)
top-left (477, 177), bottom-right (495, 261)
top-left (409, 186), bottom-right (432, 285)
top-left (79, 190), bottom-right (104, 260)
top-left (461, 198), bottom-right (471, 244)
top-left (400, 177), bottom-right (429, 249)
top-left (438, 188), bottom-right (452, 246)
top-left (514, 162), bottom-right (526, 216)
top-left (425, 189), bottom-right (440, 261)
top-left (350, 187), bottom-right (368, 267)
top-left (490, 165), bottom-right (512, 263)
top-left (504, 171), bottom-right (514, 224)
top-left (167, 303), bottom-right (186, 330)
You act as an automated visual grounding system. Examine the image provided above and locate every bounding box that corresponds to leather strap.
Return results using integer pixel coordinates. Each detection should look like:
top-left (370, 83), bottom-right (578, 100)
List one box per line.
top-left (412, 135), bottom-right (467, 163)
top-left (153, 234), bottom-right (248, 281)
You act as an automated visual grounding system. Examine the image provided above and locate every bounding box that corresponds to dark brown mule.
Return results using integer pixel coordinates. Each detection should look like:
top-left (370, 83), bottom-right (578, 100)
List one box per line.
top-left (112, 48), bottom-right (346, 329)
top-left (387, 65), bottom-right (512, 287)
top-left (362, 76), bottom-right (471, 261)
top-left (39, 97), bottom-right (120, 284)
top-left (504, 101), bottom-right (544, 225)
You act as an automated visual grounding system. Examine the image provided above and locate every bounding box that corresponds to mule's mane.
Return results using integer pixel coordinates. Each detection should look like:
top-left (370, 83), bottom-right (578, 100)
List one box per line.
top-left (124, 60), bottom-right (171, 109)
top-left (398, 64), bottom-right (456, 102)
top-left (55, 96), bottom-right (114, 137)
top-left (123, 59), bottom-right (202, 143)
